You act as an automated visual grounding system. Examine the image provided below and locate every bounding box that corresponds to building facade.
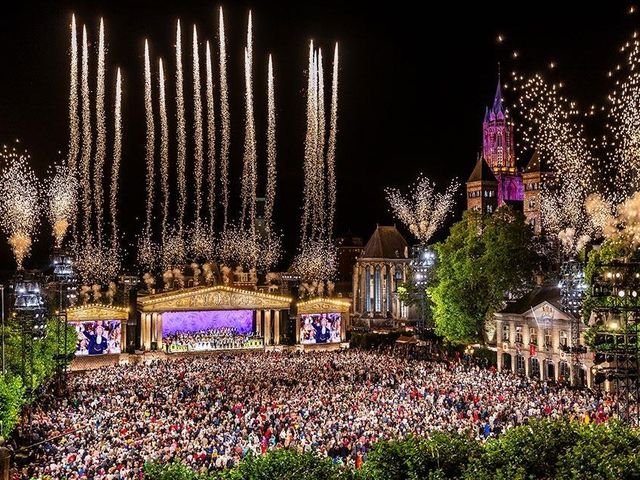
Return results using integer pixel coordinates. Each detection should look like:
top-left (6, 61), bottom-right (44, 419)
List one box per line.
top-left (352, 226), bottom-right (413, 321)
top-left (494, 285), bottom-right (593, 387)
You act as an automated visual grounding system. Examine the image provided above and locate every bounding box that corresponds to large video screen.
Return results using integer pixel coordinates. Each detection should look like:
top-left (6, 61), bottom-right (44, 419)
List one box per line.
top-left (71, 320), bottom-right (122, 356)
top-left (162, 310), bottom-right (254, 336)
top-left (300, 312), bottom-right (342, 344)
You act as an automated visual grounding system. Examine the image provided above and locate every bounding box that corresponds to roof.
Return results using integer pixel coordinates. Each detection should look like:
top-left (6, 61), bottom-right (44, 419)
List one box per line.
top-left (498, 284), bottom-right (571, 316)
top-left (523, 151), bottom-right (550, 174)
top-left (467, 156), bottom-right (497, 183)
top-left (362, 226), bottom-right (408, 259)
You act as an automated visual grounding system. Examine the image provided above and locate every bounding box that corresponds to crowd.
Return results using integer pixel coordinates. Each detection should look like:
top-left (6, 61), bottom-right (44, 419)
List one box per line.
top-left (162, 327), bottom-right (262, 352)
top-left (13, 349), bottom-right (618, 479)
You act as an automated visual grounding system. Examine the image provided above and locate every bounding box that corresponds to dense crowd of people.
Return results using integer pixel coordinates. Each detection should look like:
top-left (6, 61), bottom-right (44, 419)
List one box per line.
top-left (13, 349), bottom-right (618, 479)
top-left (163, 327), bottom-right (263, 352)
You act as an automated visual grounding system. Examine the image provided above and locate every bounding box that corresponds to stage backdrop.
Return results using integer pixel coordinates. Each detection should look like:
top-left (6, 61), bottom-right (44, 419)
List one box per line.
top-left (162, 310), bottom-right (254, 335)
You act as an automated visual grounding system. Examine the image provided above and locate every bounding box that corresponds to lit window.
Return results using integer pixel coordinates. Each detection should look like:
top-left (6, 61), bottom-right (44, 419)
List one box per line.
top-left (502, 323), bottom-right (510, 343)
top-left (515, 325), bottom-right (523, 343)
top-left (560, 330), bottom-right (568, 347)
top-left (530, 327), bottom-right (538, 345)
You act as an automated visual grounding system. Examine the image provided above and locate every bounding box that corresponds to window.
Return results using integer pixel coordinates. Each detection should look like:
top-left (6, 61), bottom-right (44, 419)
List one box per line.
top-left (516, 354), bottom-right (525, 372)
top-left (487, 205), bottom-right (493, 214)
top-left (529, 327), bottom-right (538, 345)
top-left (528, 198), bottom-right (536, 209)
top-left (502, 323), bottom-right (510, 343)
top-left (544, 328), bottom-right (552, 348)
top-left (560, 330), bottom-right (568, 347)
top-left (515, 325), bottom-right (523, 344)
top-left (529, 218), bottom-right (536, 229)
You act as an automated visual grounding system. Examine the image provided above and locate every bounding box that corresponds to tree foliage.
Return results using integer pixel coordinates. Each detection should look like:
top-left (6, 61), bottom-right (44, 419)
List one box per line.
top-left (429, 207), bottom-right (539, 344)
top-left (143, 421), bottom-right (640, 480)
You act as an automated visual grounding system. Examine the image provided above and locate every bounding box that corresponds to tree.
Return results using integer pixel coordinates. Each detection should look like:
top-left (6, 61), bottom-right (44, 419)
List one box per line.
top-left (0, 374), bottom-right (24, 438)
top-left (429, 207), bottom-right (539, 344)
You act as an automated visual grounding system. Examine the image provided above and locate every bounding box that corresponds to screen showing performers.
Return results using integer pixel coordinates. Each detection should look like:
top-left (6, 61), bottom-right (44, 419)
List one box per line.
top-left (300, 312), bottom-right (342, 344)
top-left (162, 310), bottom-right (260, 353)
top-left (70, 320), bottom-right (122, 356)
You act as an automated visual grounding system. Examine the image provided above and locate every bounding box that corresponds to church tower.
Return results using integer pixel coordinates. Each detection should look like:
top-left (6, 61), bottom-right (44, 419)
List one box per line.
top-left (482, 79), bottom-right (516, 173)
top-left (466, 76), bottom-right (523, 211)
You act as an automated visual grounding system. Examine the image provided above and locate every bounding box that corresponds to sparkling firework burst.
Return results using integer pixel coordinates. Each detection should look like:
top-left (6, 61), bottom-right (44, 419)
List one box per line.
top-left (47, 164), bottom-right (78, 248)
top-left (0, 148), bottom-right (41, 270)
top-left (75, 240), bottom-right (121, 285)
top-left (291, 238), bottom-right (337, 284)
top-left (385, 175), bottom-right (459, 245)
top-left (511, 72), bottom-right (595, 255)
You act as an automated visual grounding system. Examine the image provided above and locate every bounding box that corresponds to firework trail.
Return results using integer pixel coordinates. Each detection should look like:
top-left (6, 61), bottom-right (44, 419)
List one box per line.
top-left (219, 7), bottom-right (230, 231)
top-left (192, 25), bottom-right (204, 228)
top-left (241, 12), bottom-right (257, 231)
top-left (326, 43), bottom-right (339, 235)
top-left (158, 58), bottom-right (170, 246)
top-left (144, 39), bottom-right (155, 238)
top-left (265, 54), bottom-right (276, 228)
top-left (110, 68), bottom-right (122, 251)
top-left (80, 24), bottom-right (93, 241)
top-left (94, 18), bottom-right (107, 247)
top-left (175, 20), bottom-right (187, 238)
top-left (205, 40), bottom-right (216, 236)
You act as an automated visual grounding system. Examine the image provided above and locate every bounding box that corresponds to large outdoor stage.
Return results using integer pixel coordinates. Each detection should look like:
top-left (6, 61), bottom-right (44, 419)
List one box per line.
top-left (137, 285), bottom-right (293, 350)
top-left (67, 285), bottom-right (352, 370)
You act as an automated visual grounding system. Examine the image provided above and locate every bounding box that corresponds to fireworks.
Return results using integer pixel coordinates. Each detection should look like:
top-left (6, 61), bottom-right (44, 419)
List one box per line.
top-left (80, 24), bottom-right (92, 240)
top-left (144, 39), bottom-right (155, 239)
top-left (291, 238), bottom-right (337, 284)
top-left (219, 7), bottom-right (230, 231)
top-left (75, 240), bottom-right (121, 285)
top-left (296, 40), bottom-right (340, 286)
top-left (158, 58), bottom-right (170, 246)
top-left (47, 164), bottom-right (78, 248)
top-left (326, 43), bottom-right (339, 236)
top-left (0, 148), bottom-right (41, 270)
top-left (67, 15), bottom-right (80, 176)
top-left (94, 18), bottom-right (107, 247)
top-left (217, 223), bottom-right (281, 271)
top-left (607, 35), bottom-right (640, 199)
top-left (205, 41), bottom-right (216, 237)
top-left (511, 72), bottom-right (595, 255)
top-left (110, 68), bottom-right (123, 251)
top-left (175, 20), bottom-right (187, 237)
top-left (241, 12), bottom-right (257, 231)
top-left (385, 175), bottom-right (459, 245)
top-left (265, 54), bottom-right (276, 229)
top-left (192, 25), bottom-right (204, 228)
top-left (300, 41), bottom-right (340, 244)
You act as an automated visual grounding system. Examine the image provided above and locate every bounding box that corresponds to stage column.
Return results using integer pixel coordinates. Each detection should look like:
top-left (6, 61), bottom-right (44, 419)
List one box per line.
top-left (256, 310), bottom-right (263, 336)
top-left (274, 310), bottom-right (280, 345)
top-left (264, 310), bottom-right (272, 346)
top-left (142, 313), bottom-right (152, 350)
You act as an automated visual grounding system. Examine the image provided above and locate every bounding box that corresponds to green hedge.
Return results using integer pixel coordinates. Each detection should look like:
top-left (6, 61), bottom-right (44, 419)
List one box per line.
top-left (145, 420), bottom-right (640, 480)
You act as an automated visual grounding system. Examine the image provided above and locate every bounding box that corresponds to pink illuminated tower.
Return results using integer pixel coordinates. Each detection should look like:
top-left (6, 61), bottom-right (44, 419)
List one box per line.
top-left (467, 77), bottom-right (524, 211)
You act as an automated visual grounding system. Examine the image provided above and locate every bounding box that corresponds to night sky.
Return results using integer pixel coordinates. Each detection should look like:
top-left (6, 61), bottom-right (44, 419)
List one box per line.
top-left (0, 1), bottom-right (635, 271)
